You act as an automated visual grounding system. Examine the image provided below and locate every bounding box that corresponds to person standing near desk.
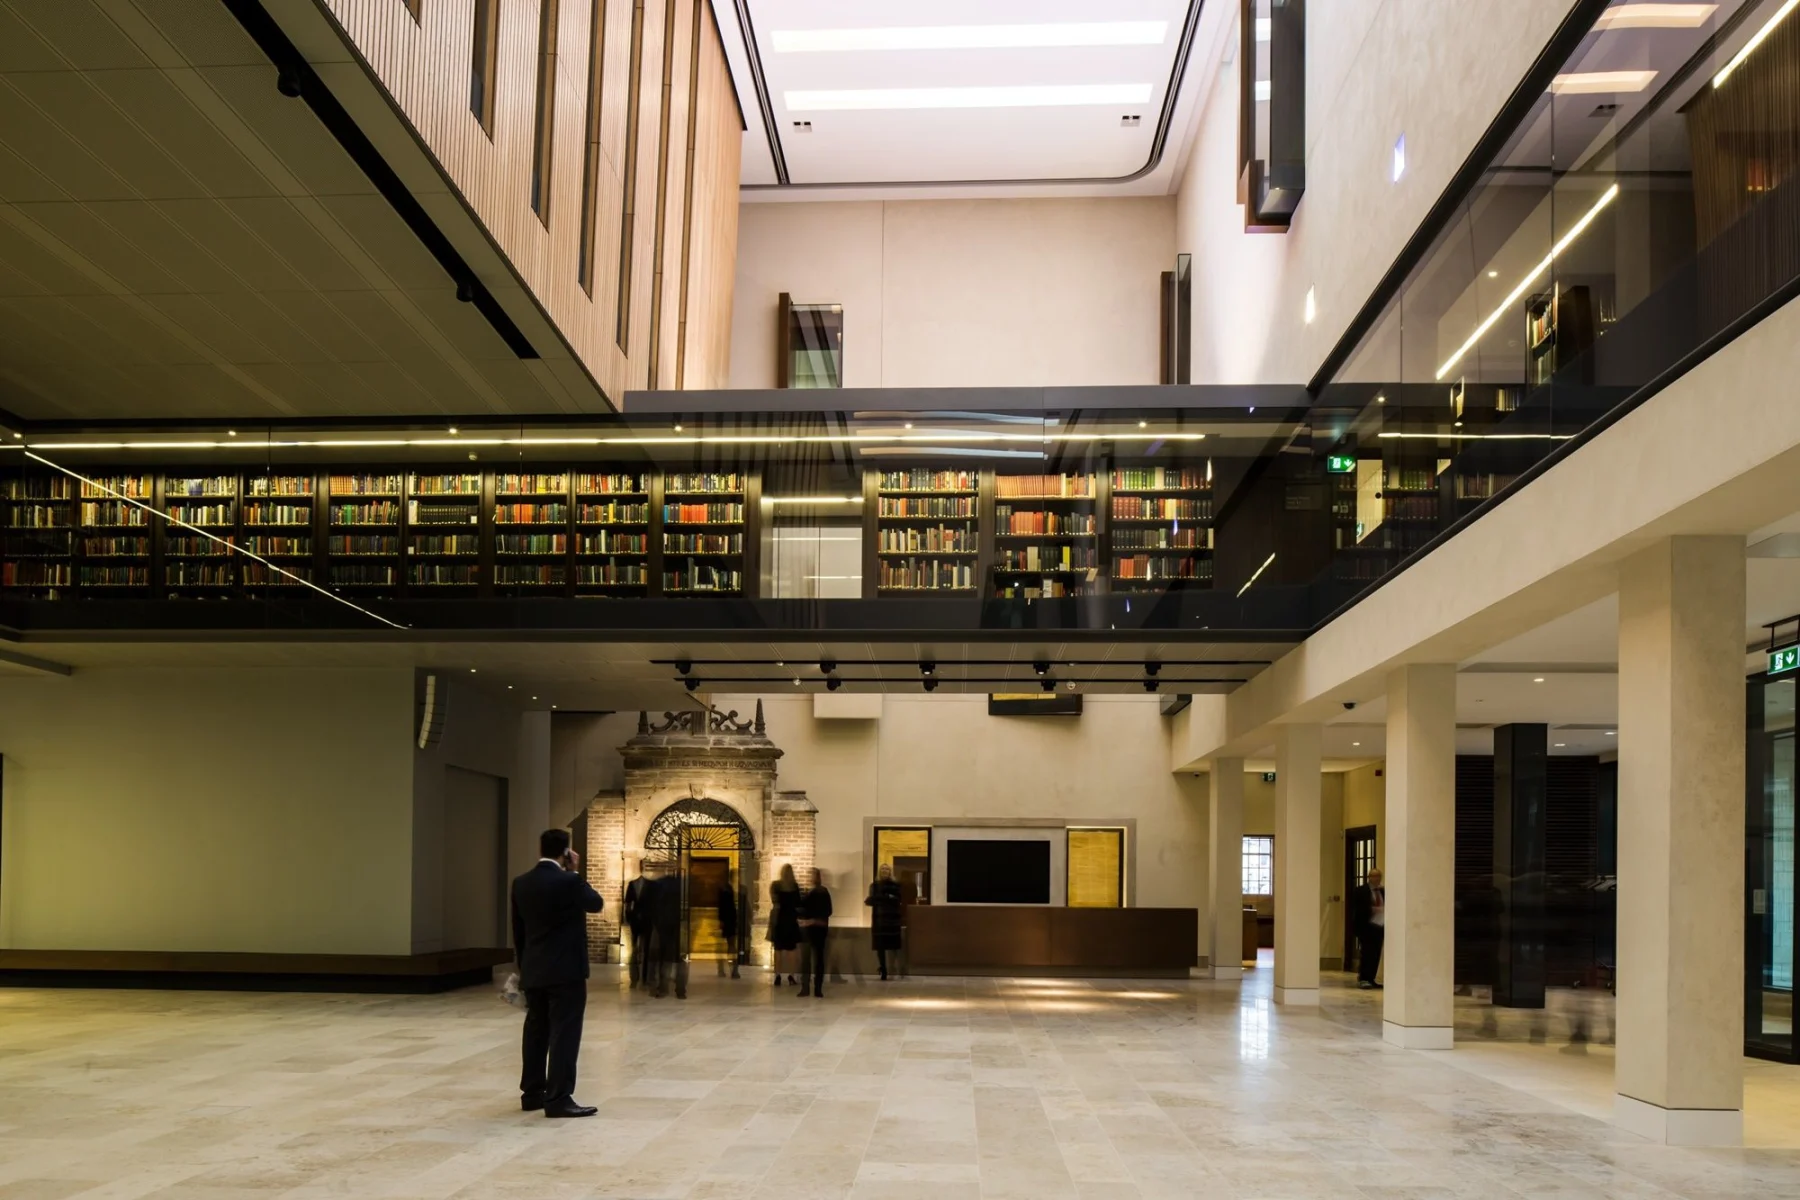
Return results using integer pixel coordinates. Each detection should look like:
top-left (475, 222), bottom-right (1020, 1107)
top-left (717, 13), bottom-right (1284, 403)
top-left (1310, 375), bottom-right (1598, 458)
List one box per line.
top-left (797, 869), bottom-right (833, 998)
top-left (510, 828), bottom-right (603, 1118)
top-left (865, 864), bottom-right (904, 982)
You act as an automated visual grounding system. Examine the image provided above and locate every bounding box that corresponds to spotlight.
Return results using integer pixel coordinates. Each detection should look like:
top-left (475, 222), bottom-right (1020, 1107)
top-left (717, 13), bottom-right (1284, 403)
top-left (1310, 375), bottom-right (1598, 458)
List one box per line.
top-left (1144, 663), bottom-right (1161, 676)
top-left (276, 65), bottom-right (303, 97)
top-left (923, 677), bottom-right (939, 693)
top-left (919, 661), bottom-right (936, 675)
top-left (448, 426), bottom-right (459, 435)
top-left (1065, 681), bottom-right (1076, 693)
top-left (684, 678), bottom-right (701, 693)
top-left (819, 656), bottom-right (836, 673)
top-left (1143, 678), bottom-right (1159, 693)
top-left (826, 675), bottom-right (842, 692)
top-left (455, 278), bottom-right (476, 302)
top-left (468, 668), bottom-right (477, 674)
top-left (1034, 660), bottom-right (1049, 675)
top-left (1040, 676), bottom-right (1056, 693)
top-left (675, 658), bottom-right (692, 675)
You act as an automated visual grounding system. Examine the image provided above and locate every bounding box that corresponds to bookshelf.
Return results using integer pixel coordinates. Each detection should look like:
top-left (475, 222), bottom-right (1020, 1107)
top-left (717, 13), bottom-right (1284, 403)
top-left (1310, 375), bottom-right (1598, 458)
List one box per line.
top-left (992, 473), bottom-right (1099, 599)
top-left (574, 471), bottom-right (649, 596)
top-left (493, 472), bottom-right (569, 593)
top-left (162, 475), bottom-right (237, 594)
top-left (2, 469), bottom-right (74, 595)
top-left (1107, 466), bottom-right (1213, 589)
top-left (1525, 284), bottom-right (1594, 388)
top-left (875, 469), bottom-right (980, 595)
top-left (72, 474), bottom-right (152, 594)
top-left (327, 473), bottom-right (402, 591)
top-left (662, 472), bottom-right (745, 595)
top-left (242, 473), bottom-right (315, 590)
top-left (407, 473), bottom-right (482, 591)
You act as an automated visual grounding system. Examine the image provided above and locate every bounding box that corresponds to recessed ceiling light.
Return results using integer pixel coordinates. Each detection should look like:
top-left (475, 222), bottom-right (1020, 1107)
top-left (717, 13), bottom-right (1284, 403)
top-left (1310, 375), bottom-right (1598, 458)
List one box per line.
top-left (507, 685), bottom-right (513, 689)
top-left (1487, 269), bottom-right (1499, 278)
top-left (1138, 420), bottom-right (1148, 429)
top-left (1352, 742), bottom-right (1361, 747)
top-left (785, 84), bottom-right (1154, 112)
top-left (1605, 730), bottom-right (1616, 736)
top-left (673, 423), bottom-right (683, 432)
top-left (448, 426), bottom-right (458, 435)
top-left (1533, 676), bottom-right (1545, 683)
top-left (1595, 4), bottom-right (1717, 31)
top-left (470, 668), bottom-right (477, 674)
top-left (770, 22), bottom-right (1169, 53)
top-left (1549, 70), bottom-right (1659, 95)
top-left (532, 695), bottom-right (538, 700)
top-left (227, 430), bottom-right (238, 437)
top-left (1554, 742), bottom-right (1567, 748)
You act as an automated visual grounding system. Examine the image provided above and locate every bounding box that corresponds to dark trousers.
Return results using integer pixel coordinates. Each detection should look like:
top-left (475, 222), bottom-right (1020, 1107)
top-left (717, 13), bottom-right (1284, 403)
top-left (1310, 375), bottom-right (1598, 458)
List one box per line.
top-left (1357, 924), bottom-right (1385, 984)
top-left (650, 925), bottom-right (687, 997)
top-left (627, 923), bottom-right (649, 986)
top-left (801, 927), bottom-right (828, 994)
top-left (521, 980), bottom-right (587, 1105)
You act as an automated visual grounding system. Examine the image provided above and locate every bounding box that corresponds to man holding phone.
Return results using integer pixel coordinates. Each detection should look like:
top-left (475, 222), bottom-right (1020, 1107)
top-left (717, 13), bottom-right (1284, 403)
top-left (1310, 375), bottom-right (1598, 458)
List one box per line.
top-left (510, 828), bottom-right (604, 1118)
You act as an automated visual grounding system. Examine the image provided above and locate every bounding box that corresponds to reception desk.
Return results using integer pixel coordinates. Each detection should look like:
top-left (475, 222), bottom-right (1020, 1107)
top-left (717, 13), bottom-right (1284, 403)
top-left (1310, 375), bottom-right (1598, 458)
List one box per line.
top-left (904, 906), bottom-right (1198, 977)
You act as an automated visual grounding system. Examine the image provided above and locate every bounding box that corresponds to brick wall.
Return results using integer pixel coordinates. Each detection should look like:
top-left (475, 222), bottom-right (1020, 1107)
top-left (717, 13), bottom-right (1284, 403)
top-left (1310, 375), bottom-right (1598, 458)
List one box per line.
top-left (584, 793), bottom-right (625, 962)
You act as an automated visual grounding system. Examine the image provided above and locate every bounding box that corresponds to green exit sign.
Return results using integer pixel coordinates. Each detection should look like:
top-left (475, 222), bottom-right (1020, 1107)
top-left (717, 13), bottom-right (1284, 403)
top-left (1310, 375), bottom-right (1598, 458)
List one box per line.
top-left (1326, 455), bottom-right (1356, 474)
top-left (1771, 647), bottom-right (1800, 676)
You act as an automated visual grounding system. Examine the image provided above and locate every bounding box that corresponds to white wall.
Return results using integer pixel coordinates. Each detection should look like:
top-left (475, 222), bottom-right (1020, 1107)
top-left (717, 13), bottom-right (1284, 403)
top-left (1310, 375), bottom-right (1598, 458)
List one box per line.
top-left (730, 198), bottom-right (1176, 389)
top-left (1176, 0), bottom-right (1582, 383)
top-left (0, 666), bottom-right (415, 955)
top-left (713, 693), bottom-right (1210, 941)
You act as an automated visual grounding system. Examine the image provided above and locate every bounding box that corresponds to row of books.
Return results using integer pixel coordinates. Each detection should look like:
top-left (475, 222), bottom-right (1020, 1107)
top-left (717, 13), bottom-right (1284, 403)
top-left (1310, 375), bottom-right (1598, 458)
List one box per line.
top-left (663, 565), bottom-right (741, 592)
top-left (409, 500), bottom-right (481, 525)
top-left (1112, 556), bottom-right (1213, 581)
top-left (879, 526), bottom-right (974, 553)
top-left (83, 536), bottom-right (149, 557)
top-left (1111, 497), bottom-right (1212, 520)
top-left (878, 560), bottom-right (975, 590)
top-left (1383, 495), bottom-right (1440, 521)
top-left (664, 534), bottom-right (742, 554)
top-left (580, 531), bottom-right (647, 554)
top-left (996, 580), bottom-right (1097, 599)
top-left (411, 475), bottom-right (481, 494)
top-left (330, 502), bottom-right (400, 525)
top-left (576, 473), bottom-right (645, 494)
top-left (167, 503), bottom-right (234, 526)
top-left (1453, 473), bottom-right (1519, 499)
top-left (665, 473), bottom-right (744, 494)
top-left (994, 475), bottom-right (1094, 499)
top-left (245, 504), bottom-right (310, 525)
top-left (330, 535), bottom-right (398, 555)
top-left (167, 536), bottom-right (230, 556)
top-left (495, 473), bottom-right (568, 494)
top-left (581, 502), bottom-right (650, 524)
top-left (998, 546), bottom-right (1098, 571)
top-left (1111, 468), bottom-right (1208, 491)
top-left (1383, 467), bottom-right (1436, 491)
top-left (878, 497), bottom-right (974, 518)
top-left (2, 479), bottom-right (74, 500)
top-left (9, 505), bottom-right (75, 527)
top-left (167, 477), bottom-right (235, 496)
top-left (880, 470), bottom-right (977, 493)
top-left (581, 563), bottom-right (647, 585)
top-left (329, 474), bottom-right (401, 495)
top-left (496, 503), bottom-right (569, 524)
top-left (248, 477), bottom-right (313, 496)
top-left (412, 535), bottom-right (479, 556)
top-left (166, 563), bottom-right (233, 586)
top-left (82, 502), bottom-right (148, 526)
top-left (664, 503), bottom-right (743, 524)
top-left (413, 564), bottom-right (481, 585)
top-left (497, 534), bottom-right (567, 554)
top-left (83, 477), bottom-right (151, 499)
top-left (244, 536), bottom-right (309, 556)
top-left (995, 508), bottom-right (1095, 536)
top-left (1111, 527), bottom-right (1211, 549)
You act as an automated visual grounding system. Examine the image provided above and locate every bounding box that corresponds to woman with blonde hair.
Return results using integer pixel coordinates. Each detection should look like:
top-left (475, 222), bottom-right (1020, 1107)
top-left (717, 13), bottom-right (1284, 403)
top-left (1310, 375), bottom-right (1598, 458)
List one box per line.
top-left (767, 863), bottom-right (802, 985)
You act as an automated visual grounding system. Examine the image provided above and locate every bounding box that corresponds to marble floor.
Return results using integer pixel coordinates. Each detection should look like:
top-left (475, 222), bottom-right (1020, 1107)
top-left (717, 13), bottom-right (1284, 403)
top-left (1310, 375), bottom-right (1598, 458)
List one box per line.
top-left (2, 967), bottom-right (1800, 1199)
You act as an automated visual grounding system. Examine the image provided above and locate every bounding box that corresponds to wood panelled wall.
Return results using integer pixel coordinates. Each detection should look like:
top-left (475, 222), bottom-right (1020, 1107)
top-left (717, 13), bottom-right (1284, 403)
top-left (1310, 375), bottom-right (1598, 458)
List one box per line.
top-left (318, 0), bottom-right (741, 401)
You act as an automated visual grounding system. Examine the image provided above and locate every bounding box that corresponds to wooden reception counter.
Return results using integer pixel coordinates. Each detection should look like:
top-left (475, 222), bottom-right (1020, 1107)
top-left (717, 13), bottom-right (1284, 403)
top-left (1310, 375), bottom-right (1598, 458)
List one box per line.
top-left (904, 906), bottom-right (1198, 977)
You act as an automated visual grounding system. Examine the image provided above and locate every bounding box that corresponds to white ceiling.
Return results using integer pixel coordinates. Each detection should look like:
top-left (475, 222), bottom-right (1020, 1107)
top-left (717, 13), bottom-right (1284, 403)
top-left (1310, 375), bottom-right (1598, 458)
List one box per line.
top-left (720, 0), bottom-right (1214, 199)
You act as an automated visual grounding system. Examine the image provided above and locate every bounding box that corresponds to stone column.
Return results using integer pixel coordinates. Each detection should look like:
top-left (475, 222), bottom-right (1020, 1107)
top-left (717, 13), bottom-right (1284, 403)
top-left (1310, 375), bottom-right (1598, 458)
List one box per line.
top-left (1383, 663), bottom-right (1457, 1048)
top-left (1209, 758), bottom-right (1246, 978)
top-left (1273, 724), bottom-right (1321, 1005)
top-left (1614, 536), bottom-right (1746, 1146)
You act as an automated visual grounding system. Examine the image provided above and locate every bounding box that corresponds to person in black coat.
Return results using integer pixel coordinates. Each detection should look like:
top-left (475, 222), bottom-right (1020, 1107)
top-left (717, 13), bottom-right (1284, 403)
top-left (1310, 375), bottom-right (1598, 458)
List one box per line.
top-left (797, 869), bottom-right (833, 998)
top-left (623, 870), bottom-right (651, 988)
top-left (716, 882), bottom-right (740, 979)
top-left (646, 866), bottom-right (687, 1000)
top-left (1349, 869), bottom-right (1386, 989)
top-left (865, 863), bottom-right (904, 981)
top-left (768, 864), bottom-right (802, 986)
top-left (511, 828), bottom-right (604, 1118)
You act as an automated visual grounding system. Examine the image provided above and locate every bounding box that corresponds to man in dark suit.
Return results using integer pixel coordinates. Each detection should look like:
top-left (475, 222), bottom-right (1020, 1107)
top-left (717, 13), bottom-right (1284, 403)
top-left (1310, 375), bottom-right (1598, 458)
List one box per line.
top-left (646, 866), bottom-right (687, 1000)
top-left (1350, 868), bottom-right (1386, 990)
top-left (511, 828), bottom-right (604, 1118)
top-left (623, 870), bottom-right (650, 988)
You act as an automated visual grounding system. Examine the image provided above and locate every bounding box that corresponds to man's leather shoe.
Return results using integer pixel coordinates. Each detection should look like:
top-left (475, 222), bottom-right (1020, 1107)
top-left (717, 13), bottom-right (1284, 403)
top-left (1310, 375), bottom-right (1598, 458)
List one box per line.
top-left (521, 1095), bottom-right (545, 1112)
top-left (543, 1101), bottom-right (597, 1119)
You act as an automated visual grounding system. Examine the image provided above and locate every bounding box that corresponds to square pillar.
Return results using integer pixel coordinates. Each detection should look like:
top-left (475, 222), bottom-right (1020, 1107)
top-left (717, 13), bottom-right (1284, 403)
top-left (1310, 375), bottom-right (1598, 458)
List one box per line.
top-left (1274, 724), bottom-right (1321, 1005)
top-left (1615, 536), bottom-right (1746, 1146)
top-left (1209, 758), bottom-right (1246, 979)
top-left (1383, 663), bottom-right (1457, 1049)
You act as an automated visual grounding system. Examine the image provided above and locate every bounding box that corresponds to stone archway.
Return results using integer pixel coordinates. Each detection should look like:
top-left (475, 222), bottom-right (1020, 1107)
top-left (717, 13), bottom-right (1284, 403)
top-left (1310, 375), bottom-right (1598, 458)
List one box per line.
top-left (643, 796), bottom-right (756, 858)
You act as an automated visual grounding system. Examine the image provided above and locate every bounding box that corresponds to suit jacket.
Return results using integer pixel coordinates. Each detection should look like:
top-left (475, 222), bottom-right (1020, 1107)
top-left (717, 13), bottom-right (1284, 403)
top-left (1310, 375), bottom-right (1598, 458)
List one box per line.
top-left (511, 860), bottom-right (604, 989)
top-left (624, 876), bottom-right (649, 932)
top-left (1350, 883), bottom-right (1384, 933)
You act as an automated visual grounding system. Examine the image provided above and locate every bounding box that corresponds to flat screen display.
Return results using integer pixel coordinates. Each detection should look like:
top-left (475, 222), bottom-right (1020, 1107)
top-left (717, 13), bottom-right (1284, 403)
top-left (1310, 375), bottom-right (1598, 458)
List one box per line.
top-left (945, 839), bottom-right (1051, 904)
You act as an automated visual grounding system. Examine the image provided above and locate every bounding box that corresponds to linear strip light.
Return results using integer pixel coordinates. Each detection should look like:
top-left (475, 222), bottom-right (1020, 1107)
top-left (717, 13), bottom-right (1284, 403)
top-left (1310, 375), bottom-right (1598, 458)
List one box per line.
top-left (1715, 0), bottom-right (1800, 87)
top-left (23, 451), bottom-right (407, 630)
top-left (1237, 552), bottom-right (1277, 599)
top-left (1434, 182), bottom-right (1620, 381)
top-left (767, 496), bottom-right (863, 504)
top-left (19, 432), bottom-right (1208, 452)
top-left (1593, 4), bottom-right (1717, 30)
top-left (785, 84), bottom-right (1154, 112)
top-left (1376, 432), bottom-right (1576, 441)
top-left (1548, 69), bottom-right (1659, 94)
top-left (771, 22), bottom-right (1168, 53)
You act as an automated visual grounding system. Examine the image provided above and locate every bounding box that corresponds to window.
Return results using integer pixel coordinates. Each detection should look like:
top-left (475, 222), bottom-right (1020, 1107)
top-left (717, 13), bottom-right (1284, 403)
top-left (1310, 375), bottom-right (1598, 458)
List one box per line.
top-left (530, 0), bottom-right (561, 223)
top-left (1242, 835), bottom-right (1274, 895)
top-left (578, 0), bottom-right (609, 293)
top-left (875, 827), bottom-right (931, 905)
top-left (470, 0), bottom-right (500, 135)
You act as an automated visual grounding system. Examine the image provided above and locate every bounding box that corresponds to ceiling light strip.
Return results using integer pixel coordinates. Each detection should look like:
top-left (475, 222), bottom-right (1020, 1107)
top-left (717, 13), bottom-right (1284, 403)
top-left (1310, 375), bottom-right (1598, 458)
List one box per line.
top-left (784, 84), bottom-right (1154, 112)
top-left (21, 431), bottom-right (1210, 452)
top-left (25, 450), bottom-right (407, 631)
top-left (1236, 552), bottom-right (1276, 599)
top-left (1714, 0), bottom-right (1800, 86)
top-left (1593, 4), bottom-right (1717, 31)
top-left (771, 22), bottom-right (1169, 53)
top-left (1434, 182), bottom-right (1619, 380)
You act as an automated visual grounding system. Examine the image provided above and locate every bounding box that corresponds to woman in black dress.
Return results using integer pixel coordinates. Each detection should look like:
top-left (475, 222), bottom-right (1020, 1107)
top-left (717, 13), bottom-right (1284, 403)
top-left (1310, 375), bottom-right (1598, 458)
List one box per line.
top-left (768, 863), bottom-right (801, 986)
top-left (866, 863), bottom-right (904, 981)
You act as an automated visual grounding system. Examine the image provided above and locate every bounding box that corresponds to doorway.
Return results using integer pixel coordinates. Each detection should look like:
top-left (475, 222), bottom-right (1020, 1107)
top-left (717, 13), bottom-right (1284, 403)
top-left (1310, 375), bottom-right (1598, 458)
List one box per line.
top-left (1749, 672), bottom-right (1797, 1060)
top-left (1344, 825), bottom-right (1377, 969)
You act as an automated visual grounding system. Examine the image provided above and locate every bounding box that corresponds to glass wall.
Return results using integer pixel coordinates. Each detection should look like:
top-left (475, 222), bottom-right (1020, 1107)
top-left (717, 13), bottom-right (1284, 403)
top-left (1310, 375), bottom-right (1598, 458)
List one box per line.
top-left (1751, 670), bottom-right (1798, 1060)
